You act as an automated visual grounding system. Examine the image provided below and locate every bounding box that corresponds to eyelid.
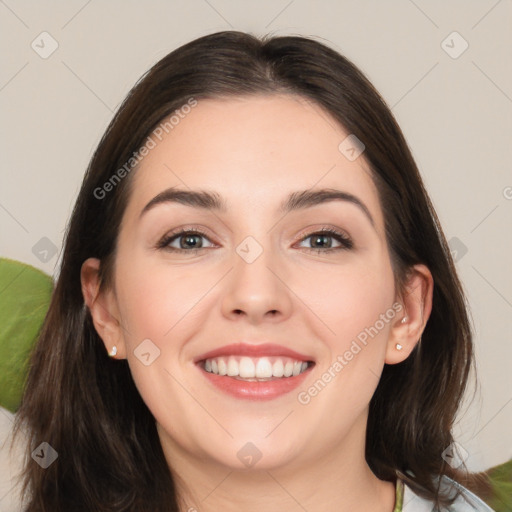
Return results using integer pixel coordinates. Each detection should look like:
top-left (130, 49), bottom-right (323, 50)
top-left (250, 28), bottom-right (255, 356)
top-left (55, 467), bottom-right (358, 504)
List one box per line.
top-left (291, 225), bottom-right (351, 243)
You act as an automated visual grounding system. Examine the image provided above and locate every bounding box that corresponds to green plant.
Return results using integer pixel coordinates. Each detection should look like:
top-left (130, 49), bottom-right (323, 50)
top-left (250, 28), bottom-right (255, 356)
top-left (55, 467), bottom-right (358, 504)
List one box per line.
top-left (0, 257), bottom-right (53, 412)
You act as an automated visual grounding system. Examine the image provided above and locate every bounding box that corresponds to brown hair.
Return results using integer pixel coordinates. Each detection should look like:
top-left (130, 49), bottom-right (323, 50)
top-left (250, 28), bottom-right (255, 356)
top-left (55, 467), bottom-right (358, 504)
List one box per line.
top-left (13, 30), bottom-right (479, 511)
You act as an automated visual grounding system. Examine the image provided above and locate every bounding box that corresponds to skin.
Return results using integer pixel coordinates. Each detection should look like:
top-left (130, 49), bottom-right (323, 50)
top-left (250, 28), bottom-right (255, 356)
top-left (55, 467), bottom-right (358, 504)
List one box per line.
top-left (82, 94), bottom-right (433, 512)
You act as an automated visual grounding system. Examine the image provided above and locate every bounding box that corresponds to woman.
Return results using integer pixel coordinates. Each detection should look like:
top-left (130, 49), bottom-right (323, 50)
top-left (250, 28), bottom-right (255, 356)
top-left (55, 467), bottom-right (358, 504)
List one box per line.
top-left (11, 30), bottom-right (495, 511)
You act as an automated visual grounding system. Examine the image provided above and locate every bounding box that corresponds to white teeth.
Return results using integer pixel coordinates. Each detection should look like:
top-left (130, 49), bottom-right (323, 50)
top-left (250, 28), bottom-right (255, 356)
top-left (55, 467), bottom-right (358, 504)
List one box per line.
top-left (202, 356), bottom-right (310, 379)
top-left (272, 359), bottom-right (284, 377)
top-left (255, 358), bottom-right (273, 378)
top-left (217, 358), bottom-right (228, 376)
top-left (239, 357), bottom-right (255, 378)
top-left (227, 357), bottom-right (239, 377)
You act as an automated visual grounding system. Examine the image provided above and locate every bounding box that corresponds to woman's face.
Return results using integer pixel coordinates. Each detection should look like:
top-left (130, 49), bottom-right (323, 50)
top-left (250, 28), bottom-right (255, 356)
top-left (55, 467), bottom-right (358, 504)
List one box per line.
top-left (104, 94), bottom-right (403, 471)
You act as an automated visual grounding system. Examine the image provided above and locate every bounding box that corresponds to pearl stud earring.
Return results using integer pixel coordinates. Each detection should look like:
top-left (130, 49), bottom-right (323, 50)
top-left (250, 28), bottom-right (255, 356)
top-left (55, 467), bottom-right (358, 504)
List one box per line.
top-left (401, 316), bottom-right (408, 324)
top-left (395, 343), bottom-right (403, 350)
top-left (108, 346), bottom-right (117, 357)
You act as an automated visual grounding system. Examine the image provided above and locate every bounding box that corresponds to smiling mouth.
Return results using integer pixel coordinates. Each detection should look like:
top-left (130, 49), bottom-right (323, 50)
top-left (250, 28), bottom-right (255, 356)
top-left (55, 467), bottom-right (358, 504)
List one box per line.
top-left (198, 355), bottom-right (315, 381)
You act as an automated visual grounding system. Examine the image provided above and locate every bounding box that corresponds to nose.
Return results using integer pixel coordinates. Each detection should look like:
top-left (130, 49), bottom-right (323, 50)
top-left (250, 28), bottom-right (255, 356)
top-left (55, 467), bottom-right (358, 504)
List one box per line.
top-left (221, 242), bottom-right (293, 325)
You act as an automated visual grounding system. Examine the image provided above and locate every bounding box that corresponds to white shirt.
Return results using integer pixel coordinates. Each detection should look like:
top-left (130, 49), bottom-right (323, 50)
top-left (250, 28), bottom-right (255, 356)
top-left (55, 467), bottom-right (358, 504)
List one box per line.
top-left (0, 407), bottom-right (25, 512)
top-left (403, 476), bottom-right (496, 511)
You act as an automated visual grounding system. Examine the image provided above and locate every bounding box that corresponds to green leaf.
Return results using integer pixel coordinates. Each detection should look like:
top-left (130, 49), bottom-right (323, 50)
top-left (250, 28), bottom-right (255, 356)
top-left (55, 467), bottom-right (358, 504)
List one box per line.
top-left (0, 258), bottom-right (53, 412)
top-left (487, 459), bottom-right (512, 512)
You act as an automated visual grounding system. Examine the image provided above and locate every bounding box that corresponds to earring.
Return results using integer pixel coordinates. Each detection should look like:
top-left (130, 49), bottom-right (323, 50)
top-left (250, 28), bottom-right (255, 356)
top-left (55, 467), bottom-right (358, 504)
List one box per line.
top-left (395, 343), bottom-right (403, 350)
top-left (108, 346), bottom-right (117, 357)
top-left (401, 316), bottom-right (408, 324)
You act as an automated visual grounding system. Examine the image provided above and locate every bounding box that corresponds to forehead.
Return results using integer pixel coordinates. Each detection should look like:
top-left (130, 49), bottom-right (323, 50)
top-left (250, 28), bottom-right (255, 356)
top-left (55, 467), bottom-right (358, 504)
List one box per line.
top-left (125, 94), bottom-right (384, 230)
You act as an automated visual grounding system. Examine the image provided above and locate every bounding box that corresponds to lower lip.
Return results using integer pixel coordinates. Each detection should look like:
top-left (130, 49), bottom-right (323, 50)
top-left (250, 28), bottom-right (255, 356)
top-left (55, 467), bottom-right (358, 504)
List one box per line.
top-left (197, 364), bottom-right (314, 401)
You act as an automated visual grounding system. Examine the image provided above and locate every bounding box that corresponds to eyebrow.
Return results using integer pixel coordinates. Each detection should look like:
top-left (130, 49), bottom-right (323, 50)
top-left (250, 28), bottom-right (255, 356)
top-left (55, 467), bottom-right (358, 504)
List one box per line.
top-left (139, 187), bottom-right (375, 228)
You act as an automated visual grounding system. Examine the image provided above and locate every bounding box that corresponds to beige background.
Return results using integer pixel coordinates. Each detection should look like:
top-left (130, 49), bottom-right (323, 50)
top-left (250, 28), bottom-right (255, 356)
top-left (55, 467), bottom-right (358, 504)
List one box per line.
top-left (0, 0), bottom-right (511, 473)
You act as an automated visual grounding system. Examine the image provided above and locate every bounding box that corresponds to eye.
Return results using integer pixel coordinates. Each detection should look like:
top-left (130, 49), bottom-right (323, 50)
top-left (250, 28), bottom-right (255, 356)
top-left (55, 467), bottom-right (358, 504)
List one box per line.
top-left (295, 227), bottom-right (353, 253)
top-left (156, 228), bottom-right (215, 253)
top-left (156, 226), bottom-right (353, 254)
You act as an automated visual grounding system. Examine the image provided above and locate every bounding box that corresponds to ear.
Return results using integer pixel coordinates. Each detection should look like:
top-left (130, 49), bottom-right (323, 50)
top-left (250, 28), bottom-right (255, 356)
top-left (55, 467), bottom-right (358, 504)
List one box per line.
top-left (385, 264), bottom-right (433, 364)
top-left (80, 257), bottom-right (126, 359)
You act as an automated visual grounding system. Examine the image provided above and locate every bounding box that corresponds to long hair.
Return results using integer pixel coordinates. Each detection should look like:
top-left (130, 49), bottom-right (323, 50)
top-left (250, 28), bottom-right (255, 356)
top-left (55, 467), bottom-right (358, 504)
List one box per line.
top-left (13, 30), bottom-right (477, 510)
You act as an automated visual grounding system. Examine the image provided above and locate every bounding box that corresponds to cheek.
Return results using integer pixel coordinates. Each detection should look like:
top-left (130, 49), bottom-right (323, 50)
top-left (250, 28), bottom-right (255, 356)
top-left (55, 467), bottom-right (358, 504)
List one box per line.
top-left (112, 256), bottom-right (211, 443)
top-left (297, 254), bottom-right (396, 412)
top-left (297, 251), bottom-right (396, 349)
top-left (114, 240), bottom-right (395, 356)
top-left (114, 256), bottom-right (206, 344)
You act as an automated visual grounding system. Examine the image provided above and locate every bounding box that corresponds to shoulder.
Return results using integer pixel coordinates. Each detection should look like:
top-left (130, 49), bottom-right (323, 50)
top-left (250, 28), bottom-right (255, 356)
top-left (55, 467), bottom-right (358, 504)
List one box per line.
top-left (402, 475), bottom-right (496, 512)
top-left (0, 407), bottom-right (27, 512)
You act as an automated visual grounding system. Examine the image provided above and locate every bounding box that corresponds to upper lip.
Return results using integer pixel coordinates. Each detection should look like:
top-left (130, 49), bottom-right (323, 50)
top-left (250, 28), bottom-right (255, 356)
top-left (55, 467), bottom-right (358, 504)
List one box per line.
top-left (194, 343), bottom-right (315, 364)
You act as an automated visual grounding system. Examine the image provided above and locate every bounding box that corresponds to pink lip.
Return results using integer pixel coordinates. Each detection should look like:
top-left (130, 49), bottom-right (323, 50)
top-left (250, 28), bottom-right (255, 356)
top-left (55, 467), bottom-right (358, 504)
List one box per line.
top-left (199, 366), bottom-right (313, 401)
top-left (194, 342), bottom-right (315, 364)
top-left (194, 342), bottom-right (315, 401)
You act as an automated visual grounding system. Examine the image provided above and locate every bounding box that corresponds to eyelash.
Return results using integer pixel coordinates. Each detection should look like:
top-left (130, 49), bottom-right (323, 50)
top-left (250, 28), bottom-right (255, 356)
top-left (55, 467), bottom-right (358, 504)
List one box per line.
top-left (156, 226), bottom-right (353, 254)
